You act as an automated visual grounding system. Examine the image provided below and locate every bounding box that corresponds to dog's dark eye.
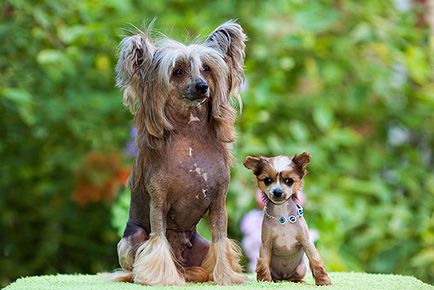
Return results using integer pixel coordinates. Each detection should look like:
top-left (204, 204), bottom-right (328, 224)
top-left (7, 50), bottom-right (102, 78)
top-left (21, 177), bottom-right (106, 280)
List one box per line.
top-left (263, 178), bottom-right (272, 186)
top-left (202, 64), bottom-right (210, 72)
top-left (284, 178), bottom-right (294, 186)
top-left (173, 68), bottom-right (184, 77)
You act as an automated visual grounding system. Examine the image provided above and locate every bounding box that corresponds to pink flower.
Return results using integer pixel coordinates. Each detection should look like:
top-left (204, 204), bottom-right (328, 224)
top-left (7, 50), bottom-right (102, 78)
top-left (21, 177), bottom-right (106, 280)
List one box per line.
top-left (240, 209), bottom-right (263, 272)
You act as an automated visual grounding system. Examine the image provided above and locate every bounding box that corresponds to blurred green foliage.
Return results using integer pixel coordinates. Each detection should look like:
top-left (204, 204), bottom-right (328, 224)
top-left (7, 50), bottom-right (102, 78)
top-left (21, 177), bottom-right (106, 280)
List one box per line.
top-left (1, 0), bottom-right (433, 287)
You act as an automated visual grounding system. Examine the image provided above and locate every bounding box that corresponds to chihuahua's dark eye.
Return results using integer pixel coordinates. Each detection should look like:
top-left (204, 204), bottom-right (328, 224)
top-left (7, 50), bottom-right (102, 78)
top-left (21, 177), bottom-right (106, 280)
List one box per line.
top-left (284, 178), bottom-right (294, 186)
top-left (202, 64), bottom-right (210, 72)
top-left (173, 68), bottom-right (184, 77)
top-left (263, 178), bottom-right (272, 186)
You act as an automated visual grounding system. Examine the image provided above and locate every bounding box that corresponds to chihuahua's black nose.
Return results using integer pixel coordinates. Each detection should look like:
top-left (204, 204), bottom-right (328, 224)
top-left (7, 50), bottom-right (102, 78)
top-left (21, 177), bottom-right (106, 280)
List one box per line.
top-left (195, 82), bottom-right (208, 94)
top-left (272, 188), bottom-right (283, 198)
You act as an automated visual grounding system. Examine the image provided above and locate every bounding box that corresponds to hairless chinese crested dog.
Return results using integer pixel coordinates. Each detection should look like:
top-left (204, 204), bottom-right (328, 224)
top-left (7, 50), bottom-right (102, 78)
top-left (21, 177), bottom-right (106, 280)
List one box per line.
top-left (105, 21), bottom-right (247, 286)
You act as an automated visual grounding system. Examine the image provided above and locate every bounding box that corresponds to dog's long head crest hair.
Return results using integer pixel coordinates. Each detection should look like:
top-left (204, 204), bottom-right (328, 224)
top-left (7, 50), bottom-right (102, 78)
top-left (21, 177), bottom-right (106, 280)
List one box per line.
top-left (116, 20), bottom-right (246, 148)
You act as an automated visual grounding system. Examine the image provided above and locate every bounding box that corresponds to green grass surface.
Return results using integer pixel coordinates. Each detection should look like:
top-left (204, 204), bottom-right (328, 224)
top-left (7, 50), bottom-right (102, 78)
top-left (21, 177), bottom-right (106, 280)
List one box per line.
top-left (3, 273), bottom-right (433, 290)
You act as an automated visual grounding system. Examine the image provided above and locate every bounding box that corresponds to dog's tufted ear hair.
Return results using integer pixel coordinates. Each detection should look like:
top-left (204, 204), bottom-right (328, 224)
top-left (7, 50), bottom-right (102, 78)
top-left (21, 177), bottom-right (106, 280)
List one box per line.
top-left (243, 156), bottom-right (264, 175)
top-left (292, 152), bottom-right (311, 177)
top-left (205, 20), bottom-right (247, 99)
top-left (116, 32), bottom-right (155, 114)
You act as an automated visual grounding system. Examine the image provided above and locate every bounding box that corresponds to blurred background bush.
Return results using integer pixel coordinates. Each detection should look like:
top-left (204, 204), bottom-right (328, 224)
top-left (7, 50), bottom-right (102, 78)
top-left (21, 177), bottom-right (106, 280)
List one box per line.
top-left (1, 0), bottom-right (433, 286)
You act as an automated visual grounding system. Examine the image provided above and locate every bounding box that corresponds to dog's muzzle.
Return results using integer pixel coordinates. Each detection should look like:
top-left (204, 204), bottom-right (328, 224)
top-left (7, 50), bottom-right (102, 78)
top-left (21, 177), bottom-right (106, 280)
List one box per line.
top-left (184, 81), bottom-right (209, 105)
top-left (195, 81), bottom-right (208, 95)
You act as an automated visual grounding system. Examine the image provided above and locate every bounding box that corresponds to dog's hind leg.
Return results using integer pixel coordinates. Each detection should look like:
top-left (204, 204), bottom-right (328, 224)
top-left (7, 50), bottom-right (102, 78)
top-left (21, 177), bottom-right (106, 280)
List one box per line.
top-left (183, 231), bottom-right (210, 267)
top-left (288, 259), bottom-right (307, 283)
top-left (181, 231), bottom-right (210, 282)
top-left (100, 222), bottom-right (146, 282)
top-left (118, 221), bottom-right (147, 271)
top-left (202, 193), bottom-right (246, 285)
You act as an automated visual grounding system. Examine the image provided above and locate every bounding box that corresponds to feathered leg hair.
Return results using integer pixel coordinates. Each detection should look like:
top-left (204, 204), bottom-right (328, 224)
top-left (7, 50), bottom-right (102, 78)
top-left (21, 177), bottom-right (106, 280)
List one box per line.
top-left (133, 233), bottom-right (185, 285)
top-left (202, 238), bottom-right (246, 285)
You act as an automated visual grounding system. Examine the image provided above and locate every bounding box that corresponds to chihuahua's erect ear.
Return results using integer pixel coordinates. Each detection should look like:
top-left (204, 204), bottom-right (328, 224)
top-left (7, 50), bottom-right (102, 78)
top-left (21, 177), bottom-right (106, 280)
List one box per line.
top-left (243, 156), bottom-right (264, 175)
top-left (292, 152), bottom-right (311, 177)
top-left (205, 20), bottom-right (247, 99)
top-left (116, 29), bottom-right (155, 114)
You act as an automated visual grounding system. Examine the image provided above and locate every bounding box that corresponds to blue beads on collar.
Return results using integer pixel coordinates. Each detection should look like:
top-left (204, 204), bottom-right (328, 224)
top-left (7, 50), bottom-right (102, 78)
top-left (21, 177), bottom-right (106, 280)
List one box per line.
top-left (263, 203), bottom-right (304, 225)
top-left (297, 204), bottom-right (303, 216)
top-left (288, 215), bottom-right (297, 223)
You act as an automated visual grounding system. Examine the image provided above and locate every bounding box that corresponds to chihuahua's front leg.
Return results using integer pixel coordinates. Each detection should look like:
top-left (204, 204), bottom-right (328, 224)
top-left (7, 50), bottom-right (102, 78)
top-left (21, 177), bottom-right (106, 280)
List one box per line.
top-left (298, 229), bottom-right (331, 286)
top-left (256, 240), bottom-right (273, 282)
top-left (202, 192), bottom-right (246, 285)
top-left (132, 185), bottom-right (185, 286)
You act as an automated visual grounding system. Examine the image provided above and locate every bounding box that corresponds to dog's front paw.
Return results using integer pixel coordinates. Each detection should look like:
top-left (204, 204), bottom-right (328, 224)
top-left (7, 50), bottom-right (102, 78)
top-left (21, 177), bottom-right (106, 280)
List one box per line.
top-left (256, 271), bottom-right (272, 282)
top-left (256, 258), bottom-right (272, 282)
top-left (315, 273), bottom-right (331, 286)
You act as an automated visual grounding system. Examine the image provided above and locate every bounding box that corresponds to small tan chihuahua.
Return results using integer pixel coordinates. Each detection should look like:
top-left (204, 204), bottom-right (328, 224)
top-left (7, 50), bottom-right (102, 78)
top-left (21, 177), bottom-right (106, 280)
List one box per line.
top-left (244, 152), bottom-right (331, 286)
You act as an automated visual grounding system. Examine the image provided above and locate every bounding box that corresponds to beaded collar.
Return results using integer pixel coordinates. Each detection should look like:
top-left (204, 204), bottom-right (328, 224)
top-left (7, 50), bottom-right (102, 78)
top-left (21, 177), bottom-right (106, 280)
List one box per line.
top-left (263, 203), bottom-right (304, 225)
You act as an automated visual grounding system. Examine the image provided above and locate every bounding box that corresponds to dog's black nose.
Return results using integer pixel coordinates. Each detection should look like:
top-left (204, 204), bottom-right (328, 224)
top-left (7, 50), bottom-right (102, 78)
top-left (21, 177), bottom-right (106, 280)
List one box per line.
top-left (273, 188), bottom-right (283, 198)
top-left (195, 82), bottom-right (208, 94)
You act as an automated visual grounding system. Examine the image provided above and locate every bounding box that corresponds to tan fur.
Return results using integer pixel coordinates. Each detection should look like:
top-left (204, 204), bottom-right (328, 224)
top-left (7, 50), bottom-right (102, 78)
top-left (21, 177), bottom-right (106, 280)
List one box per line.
top-left (99, 270), bottom-right (133, 282)
top-left (182, 266), bottom-right (209, 283)
top-left (116, 28), bottom-right (155, 113)
top-left (202, 238), bottom-right (246, 285)
top-left (205, 20), bottom-right (246, 105)
top-left (133, 233), bottom-right (185, 286)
